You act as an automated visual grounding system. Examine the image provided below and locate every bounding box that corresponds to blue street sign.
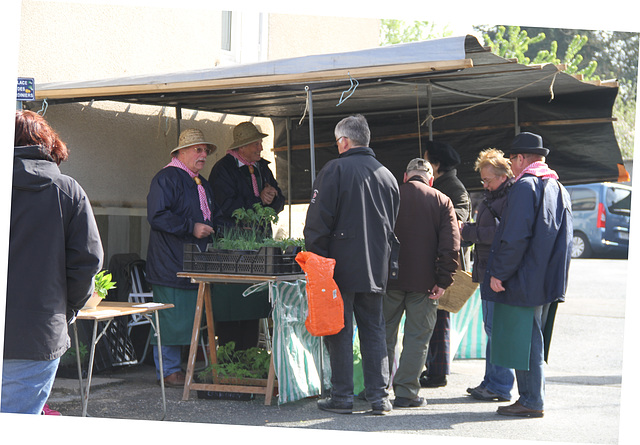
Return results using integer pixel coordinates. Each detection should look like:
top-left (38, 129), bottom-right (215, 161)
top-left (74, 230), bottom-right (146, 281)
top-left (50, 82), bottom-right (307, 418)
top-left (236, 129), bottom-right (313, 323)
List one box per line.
top-left (17, 77), bottom-right (35, 101)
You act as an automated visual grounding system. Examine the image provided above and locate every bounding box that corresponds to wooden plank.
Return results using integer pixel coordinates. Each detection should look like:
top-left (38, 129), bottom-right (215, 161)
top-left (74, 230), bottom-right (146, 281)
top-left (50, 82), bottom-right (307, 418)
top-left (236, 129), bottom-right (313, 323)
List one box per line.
top-left (36, 59), bottom-right (474, 100)
top-left (272, 117), bottom-right (617, 153)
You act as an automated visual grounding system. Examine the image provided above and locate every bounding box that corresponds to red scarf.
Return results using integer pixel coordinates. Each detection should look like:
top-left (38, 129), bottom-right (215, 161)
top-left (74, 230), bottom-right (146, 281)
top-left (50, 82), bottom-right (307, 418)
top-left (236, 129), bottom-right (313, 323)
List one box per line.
top-left (227, 149), bottom-right (260, 197)
top-left (165, 157), bottom-right (211, 221)
top-left (515, 161), bottom-right (559, 181)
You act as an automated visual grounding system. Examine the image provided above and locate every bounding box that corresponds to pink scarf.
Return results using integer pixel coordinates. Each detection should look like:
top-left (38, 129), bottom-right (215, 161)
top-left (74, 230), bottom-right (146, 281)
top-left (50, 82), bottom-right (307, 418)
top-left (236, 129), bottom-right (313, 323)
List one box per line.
top-left (165, 157), bottom-right (211, 221)
top-left (515, 161), bottom-right (559, 182)
top-left (227, 149), bottom-right (260, 197)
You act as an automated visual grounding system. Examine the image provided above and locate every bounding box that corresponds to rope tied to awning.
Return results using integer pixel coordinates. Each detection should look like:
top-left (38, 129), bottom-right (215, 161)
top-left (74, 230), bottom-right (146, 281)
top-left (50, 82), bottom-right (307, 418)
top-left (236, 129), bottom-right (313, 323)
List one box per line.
top-left (421, 69), bottom-right (560, 126)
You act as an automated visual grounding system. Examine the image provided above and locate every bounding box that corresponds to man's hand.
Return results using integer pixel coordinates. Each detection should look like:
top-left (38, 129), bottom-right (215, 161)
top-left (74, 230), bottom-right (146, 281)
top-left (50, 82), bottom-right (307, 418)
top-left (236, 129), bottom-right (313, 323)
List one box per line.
top-left (490, 276), bottom-right (505, 292)
top-left (429, 285), bottom-right (446, 300)
top-left (260, 183), bottom-right (277, 205)
top-left (193, 222), bottom-right (215, 239)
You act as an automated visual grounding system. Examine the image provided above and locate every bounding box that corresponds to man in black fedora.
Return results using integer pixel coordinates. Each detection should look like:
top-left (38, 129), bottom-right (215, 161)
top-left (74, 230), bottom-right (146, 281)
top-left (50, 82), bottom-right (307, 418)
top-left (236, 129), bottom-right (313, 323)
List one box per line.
top-left (481, 131), bottom-right (573, 418)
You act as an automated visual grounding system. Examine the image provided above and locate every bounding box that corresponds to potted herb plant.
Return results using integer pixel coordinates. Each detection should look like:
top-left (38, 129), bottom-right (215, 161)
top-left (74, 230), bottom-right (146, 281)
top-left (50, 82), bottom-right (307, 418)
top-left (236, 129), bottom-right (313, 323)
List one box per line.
top-left (82, 270), bottom-right (116, 309)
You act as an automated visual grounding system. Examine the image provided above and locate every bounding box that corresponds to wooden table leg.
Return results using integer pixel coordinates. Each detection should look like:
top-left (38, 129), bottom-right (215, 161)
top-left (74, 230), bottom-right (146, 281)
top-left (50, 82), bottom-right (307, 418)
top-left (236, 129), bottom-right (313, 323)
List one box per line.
top-left (203, 283), bottom-right (217, 367)
top-left (182, 282), bottom-right (206, 401)
top-left (264, 353), bottom-right (276, 406)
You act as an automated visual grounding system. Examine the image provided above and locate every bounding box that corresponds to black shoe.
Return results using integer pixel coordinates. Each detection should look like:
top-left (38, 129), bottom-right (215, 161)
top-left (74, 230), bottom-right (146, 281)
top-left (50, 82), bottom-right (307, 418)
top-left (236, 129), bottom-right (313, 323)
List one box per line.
top-left (470, 386), bottom-right (510, 402)
top-left (371, 398), bottom-right (393, 415)
top-left (317, 397), bottom-right (353, 414)
top-left (393, 396), bottom-right (427, 408)
top-left (466, 384), bottom-right (483, 394)
top-left (420, 374), bottom-right (447, 388)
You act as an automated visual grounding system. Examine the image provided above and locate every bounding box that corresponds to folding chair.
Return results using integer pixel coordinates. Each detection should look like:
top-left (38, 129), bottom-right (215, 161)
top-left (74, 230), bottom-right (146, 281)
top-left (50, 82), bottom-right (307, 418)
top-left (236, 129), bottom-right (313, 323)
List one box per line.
top-left (127, 260), bottom-right (154, 363)
top-left (127, 260), bottom-right (209, 366)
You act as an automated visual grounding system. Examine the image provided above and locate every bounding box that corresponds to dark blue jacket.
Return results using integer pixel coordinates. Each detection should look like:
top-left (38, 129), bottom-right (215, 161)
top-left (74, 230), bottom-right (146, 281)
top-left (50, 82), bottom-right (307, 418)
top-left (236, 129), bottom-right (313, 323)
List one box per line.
top-left (304, 146), bottom-right (400, 294)
top-left (481, 174), bottom-right (573, 307)
top-left (146, 166), bottom-right (221, 289)
top-left (208, 154), bottom-right (285, 228)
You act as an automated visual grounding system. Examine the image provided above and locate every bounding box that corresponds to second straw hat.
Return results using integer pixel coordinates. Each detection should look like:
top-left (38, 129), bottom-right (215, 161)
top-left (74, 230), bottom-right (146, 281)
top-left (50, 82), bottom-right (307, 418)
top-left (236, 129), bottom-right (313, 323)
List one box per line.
top-left (229, 122), bottom-right (268, 150)
top-left (170, 128), bottom-right (217, 155)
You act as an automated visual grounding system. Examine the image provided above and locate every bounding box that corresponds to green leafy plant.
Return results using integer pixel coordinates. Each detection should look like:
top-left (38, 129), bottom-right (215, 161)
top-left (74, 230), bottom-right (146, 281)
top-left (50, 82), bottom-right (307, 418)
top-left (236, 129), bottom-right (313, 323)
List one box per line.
top-left (231, 203), bottom-right (279, 234)
top-left (197, 341), bottom-right (271, 382)
top-left (60, 341), bottom-right (88, 366)
top-left (94, 270), bottom-right (116, 299)
top-left (210, 203), bottom-right (304, 252)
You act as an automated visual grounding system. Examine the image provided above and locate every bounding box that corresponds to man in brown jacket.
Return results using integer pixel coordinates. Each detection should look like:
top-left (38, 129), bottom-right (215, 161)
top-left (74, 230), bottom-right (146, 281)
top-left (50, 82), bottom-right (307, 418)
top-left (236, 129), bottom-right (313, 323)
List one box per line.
top-left (384, 158), bottom-right (460, 408)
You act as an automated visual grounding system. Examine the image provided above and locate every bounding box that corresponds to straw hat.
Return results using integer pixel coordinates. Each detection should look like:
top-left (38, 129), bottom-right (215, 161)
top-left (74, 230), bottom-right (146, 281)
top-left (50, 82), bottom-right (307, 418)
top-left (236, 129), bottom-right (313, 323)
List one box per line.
top-left (228, 122), bottom-right (268, 150)
top-left (170, 128), bottom-right (217, 155)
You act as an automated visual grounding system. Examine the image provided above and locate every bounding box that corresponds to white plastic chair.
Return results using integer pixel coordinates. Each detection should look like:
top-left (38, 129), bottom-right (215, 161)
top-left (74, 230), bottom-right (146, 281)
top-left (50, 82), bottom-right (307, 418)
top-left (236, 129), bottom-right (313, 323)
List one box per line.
top-left (127, 261), bottom-right (154, 363)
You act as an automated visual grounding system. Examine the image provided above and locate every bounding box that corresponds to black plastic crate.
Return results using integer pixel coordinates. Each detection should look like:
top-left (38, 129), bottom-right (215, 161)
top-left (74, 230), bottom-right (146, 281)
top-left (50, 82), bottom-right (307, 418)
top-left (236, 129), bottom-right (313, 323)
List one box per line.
top-left (183, 244), bottom-right (302, 275)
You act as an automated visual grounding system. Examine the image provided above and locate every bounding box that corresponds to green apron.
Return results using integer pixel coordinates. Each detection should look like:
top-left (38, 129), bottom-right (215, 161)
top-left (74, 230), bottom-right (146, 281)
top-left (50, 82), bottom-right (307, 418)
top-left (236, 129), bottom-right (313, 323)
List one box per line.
top-left (150, 285), bottom-right (198, 346)
top-left (490, 301), bottom-right (558, 370)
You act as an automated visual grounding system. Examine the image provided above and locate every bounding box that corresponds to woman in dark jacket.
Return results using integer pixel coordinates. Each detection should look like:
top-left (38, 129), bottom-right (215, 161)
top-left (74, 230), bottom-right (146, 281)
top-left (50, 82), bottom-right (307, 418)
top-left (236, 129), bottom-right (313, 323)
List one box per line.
top-left (460, 148), bottom-right (515, 402)
top-left (3, 110), bottom-right (103, 414)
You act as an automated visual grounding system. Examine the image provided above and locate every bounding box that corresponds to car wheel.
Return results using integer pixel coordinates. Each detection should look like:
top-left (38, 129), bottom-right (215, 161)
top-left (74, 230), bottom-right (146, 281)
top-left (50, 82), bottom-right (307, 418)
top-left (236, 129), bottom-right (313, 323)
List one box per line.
top-left (571, 232), bottom-right (592, 258)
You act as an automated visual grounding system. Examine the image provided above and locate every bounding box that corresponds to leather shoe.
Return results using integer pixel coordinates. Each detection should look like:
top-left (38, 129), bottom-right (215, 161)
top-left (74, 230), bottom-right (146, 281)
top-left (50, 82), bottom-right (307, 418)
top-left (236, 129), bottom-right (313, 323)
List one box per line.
top-left (318, 397), bottom-right (353, 414)
top-left (420, 374), bottom-right (447, 388)
top-left (393, 396), bottom-right (427, 408)
top-left (162, 371), bottom-right (186, 388)
top-left (371, 398), bottom-right (393, 415)
top-left (470, 386), bottom-right (510, 402)
top-left (497, 401), bottom-right (544, 418)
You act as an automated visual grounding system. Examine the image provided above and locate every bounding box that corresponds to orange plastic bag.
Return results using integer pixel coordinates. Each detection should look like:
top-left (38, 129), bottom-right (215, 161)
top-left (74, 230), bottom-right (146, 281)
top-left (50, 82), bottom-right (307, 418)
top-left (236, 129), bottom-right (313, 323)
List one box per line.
top-left (295, 251), bottom-right (344, 336)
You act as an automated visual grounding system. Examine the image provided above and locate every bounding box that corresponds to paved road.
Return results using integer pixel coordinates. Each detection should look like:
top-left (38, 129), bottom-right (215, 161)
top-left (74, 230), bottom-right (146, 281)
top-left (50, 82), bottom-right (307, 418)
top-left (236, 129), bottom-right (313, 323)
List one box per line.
top-left (15, 258), bottom-right (631, 444)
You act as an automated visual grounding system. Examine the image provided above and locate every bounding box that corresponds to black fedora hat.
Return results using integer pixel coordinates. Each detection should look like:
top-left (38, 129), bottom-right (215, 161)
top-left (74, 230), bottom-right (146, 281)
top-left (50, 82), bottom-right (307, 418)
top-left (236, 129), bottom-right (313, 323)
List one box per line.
top-left (507, 132), bottom-right (549, 156)
top-left (424, 140), bottom-right (461, 168)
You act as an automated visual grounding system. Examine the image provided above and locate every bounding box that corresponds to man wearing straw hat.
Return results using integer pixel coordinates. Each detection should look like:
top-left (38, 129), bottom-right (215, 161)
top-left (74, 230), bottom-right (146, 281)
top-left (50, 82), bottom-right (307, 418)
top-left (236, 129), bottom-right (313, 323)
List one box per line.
top-left (208, 121), bottom-right (285, 230)
top-left (207, 122), bottom-right (285, 352)
top-left (146, 128), bottom-right (221, 387)
top-left (384, 158), bottom-right (460, 409)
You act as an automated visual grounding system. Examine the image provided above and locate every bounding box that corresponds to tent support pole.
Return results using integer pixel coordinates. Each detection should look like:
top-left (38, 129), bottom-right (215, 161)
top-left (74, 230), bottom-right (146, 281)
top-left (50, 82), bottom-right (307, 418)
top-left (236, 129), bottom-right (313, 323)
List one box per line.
top-left (286, 117), bottom-right (293, 238)
top-left (306, 86), bottom-right (317, 185)
top-left (176, 106), bottom-right (182, 144)
top-left (514, 98), bottom-right (520, 134)
top-left (305, 88), bottom-right (325, 396)
top-left (427, 82), bottom-right (433, 141)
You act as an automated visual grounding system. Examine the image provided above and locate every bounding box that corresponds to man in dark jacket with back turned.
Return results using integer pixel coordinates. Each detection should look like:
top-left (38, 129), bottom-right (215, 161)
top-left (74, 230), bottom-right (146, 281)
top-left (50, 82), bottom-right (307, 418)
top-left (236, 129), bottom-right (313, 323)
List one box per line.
top-left (421, 140), bottom-right (471, 388)
top-left (482, 132), bottom-right (572, 418)
top-left (304, 114), bottom-right (400, 415)
top-left (3, 110), bottom-right (103, 414)
top-left (384, 158), bottom-right (459, 408)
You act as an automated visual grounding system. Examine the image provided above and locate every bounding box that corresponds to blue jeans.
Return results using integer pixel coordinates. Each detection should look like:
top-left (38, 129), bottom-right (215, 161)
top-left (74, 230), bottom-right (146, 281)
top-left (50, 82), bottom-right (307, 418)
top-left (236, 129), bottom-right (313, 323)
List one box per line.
top-left (1, 358), bottom-right (60, 414)
top-left (324, 292), bottom-right (389, 404)
top-left (153, 345), bottom-right (183, 379)
top-left (481, 299), bottom-right (515, 399)
top-left (515, 304), bottom-right (550, 411)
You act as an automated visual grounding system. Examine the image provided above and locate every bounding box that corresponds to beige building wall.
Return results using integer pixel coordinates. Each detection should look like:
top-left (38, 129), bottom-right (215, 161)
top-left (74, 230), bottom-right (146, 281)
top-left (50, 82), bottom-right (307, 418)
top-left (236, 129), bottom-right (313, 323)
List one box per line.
top-left (17, 1), bottom-right (380, 260)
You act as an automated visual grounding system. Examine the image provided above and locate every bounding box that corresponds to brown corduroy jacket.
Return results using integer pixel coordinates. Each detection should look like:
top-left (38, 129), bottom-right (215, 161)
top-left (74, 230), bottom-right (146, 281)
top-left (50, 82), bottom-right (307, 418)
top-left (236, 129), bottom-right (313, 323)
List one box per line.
top-left (387, 175), bottom-right (460, 293)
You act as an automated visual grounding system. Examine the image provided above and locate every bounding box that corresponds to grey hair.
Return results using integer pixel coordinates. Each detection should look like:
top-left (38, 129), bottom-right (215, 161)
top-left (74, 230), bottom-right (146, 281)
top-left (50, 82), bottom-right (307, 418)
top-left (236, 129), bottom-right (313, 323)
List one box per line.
top-left (334, 114), bottom-right (371, 147)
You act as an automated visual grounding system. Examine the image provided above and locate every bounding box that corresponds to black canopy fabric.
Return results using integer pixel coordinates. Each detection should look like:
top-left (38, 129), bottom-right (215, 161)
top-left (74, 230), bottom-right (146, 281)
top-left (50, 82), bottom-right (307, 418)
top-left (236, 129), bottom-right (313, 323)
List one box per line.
top-left (36, 35), bottom-right (624, 202)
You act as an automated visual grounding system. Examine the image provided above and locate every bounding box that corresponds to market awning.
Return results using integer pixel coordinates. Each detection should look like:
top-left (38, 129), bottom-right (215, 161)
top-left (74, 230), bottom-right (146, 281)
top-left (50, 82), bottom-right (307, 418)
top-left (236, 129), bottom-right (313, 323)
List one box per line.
top-left (36, 35), bottom-right (626, 202)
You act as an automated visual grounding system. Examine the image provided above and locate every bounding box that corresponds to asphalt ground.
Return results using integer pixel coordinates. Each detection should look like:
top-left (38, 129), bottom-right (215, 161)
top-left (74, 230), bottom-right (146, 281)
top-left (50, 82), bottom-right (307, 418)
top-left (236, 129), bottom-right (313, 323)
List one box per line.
top-left (1, 257), bottom-right (634, 445)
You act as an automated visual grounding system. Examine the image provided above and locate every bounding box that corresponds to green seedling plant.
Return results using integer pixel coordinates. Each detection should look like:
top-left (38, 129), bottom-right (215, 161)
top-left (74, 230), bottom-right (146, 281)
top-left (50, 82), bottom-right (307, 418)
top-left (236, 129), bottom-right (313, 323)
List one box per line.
top-left (198, 341), bottom-right (271, 381)
top-left (94, 270), bottom-right (116, 298)
top-left (210, 203), bottom-right (304, 251)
